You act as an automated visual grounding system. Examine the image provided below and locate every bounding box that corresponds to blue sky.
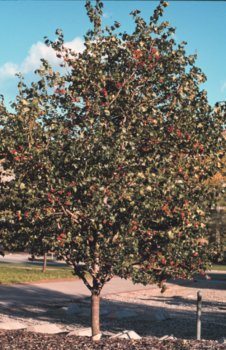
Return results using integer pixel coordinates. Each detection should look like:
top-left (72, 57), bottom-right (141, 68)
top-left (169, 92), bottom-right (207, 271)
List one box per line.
top-left (0, 0), bottom-right (225, 107)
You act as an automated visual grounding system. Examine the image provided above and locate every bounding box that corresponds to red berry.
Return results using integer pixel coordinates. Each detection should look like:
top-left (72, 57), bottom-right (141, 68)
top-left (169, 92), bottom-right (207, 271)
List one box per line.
top-left (167, 125), bottom-right (174, 133)
top-left (101, 88), bottom-right (108, 97)
top-left (133, 49), bottom-right (142, 59)
top-left (116, 82), bottom-right (122, 89)
top-left (151, 48), bottom-right (157, 54)
top-left (176, 129), bottom-right (182, 137)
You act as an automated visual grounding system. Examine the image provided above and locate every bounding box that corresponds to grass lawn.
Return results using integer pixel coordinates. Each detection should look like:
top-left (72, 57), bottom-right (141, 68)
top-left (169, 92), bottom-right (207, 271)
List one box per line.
top-left (1, 261), bottom-right (225, 285)
top-left (212, 264), bottom-right (226, 271)
top-left (0, 262), bottom-right (75, 284)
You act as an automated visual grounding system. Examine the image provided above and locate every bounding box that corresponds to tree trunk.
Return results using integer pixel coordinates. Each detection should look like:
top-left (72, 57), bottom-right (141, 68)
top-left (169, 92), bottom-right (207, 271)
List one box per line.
top-left (215, 206), bottom-right (222, 245)
top-left (42, 252), bottom-right (47, 273)
top-left (91, 293), bottom-right (101, 340)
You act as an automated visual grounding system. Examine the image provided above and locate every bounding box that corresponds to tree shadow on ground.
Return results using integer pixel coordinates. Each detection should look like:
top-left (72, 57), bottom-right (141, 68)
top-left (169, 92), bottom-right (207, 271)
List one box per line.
top-left (168, 274), bottom-right (226, 291)
top-left (0, 284), bottom-right (225, 340)
top-left (141, 294), bottom-right (226, 309)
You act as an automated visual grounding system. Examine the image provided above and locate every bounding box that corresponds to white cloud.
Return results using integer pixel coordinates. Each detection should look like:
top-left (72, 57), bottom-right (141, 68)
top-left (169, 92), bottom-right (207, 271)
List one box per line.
top-left (21, 42), bottom-right (60, 73)
top-left (65, 37), bottom-right (84, 53)
top-left (0, 62), bottom-right (18, 78)
top-left (221, 82), bottom-right (226, 92)
top-left (0, 37), bottom-right (84, 80)
top-left (103, 12), bottom-right (111, 19)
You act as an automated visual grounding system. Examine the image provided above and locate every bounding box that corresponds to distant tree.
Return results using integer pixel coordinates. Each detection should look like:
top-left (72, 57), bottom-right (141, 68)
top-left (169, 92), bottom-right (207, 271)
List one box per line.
top-left (0, 83), bottom-right (55, 263)
top-left (206, 132), bottom-right (226, 257)
top-left (0, 0), bottom-right (225, 339)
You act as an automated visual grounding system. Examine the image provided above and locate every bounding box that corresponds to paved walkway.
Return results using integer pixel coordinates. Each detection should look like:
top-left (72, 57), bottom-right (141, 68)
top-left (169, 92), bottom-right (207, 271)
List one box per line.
top-left (0, 277), bottom-right (158, 304)
top-left (0, 253), bottom-right (157, 301)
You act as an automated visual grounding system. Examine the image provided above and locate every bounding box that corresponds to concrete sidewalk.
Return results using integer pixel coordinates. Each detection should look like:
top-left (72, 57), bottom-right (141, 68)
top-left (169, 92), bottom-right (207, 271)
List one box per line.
top-left (0, 277), bottom-right (158, 304)
top-left (35, 276), bottom-right (158, 297)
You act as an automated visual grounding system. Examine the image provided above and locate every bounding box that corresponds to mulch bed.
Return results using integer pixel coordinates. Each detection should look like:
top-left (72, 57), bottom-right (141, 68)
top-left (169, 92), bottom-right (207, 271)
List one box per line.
top-left (0, 331), bottom-right (225, 350)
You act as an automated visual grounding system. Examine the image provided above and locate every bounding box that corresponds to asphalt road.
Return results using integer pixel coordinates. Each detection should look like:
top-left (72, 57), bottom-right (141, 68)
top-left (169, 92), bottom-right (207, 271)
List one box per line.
top-left (1, 253), bottom-right (65, 267)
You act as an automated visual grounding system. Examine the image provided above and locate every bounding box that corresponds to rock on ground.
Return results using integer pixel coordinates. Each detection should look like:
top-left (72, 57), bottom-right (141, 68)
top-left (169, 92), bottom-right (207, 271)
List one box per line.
top-left (111, 330), bottom-right (141, 340)
top-left (26, 324), bottom-right (66, 334)
top-left (66, 327), bottom-right (92, 337)
top-left (0, 321), bottom-right (27, 330)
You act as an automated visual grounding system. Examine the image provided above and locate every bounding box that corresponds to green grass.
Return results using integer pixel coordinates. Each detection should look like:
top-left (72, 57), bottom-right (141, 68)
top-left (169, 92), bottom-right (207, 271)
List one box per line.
top-left (1, 261), bottom-right (225, 285)
top-left (212, 264), bottom-right (226, 271)
top-left (0, 262), bottom-right (75, 284)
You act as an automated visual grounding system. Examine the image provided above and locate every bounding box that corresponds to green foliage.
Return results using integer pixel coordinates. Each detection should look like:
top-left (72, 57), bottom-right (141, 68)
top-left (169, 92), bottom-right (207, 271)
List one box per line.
top-left (206, 143), bottom-right (226, 257)
top-left (0, 0), bottom-right (225, 296)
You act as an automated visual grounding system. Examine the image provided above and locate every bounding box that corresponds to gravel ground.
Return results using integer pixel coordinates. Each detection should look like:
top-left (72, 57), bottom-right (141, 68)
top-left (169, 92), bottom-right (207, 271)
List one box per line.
top-left (102, 280), bottom-right (226, 340)
top-left (0, 331), bottom-right (225, 350)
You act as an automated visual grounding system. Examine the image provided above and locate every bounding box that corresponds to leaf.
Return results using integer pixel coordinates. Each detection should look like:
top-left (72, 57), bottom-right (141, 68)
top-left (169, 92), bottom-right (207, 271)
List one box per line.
top-left (19, 183), bottom-right (26, 190)
top-left (21, 99), bottom-right (28, 106)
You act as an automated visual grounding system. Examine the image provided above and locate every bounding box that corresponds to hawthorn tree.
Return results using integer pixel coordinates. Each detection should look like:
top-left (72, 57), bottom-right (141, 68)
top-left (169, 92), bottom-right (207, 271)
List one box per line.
top-left (0, 81), bottom-right (57, 266)
top-left (0, 0), bottom-right (225, 339)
